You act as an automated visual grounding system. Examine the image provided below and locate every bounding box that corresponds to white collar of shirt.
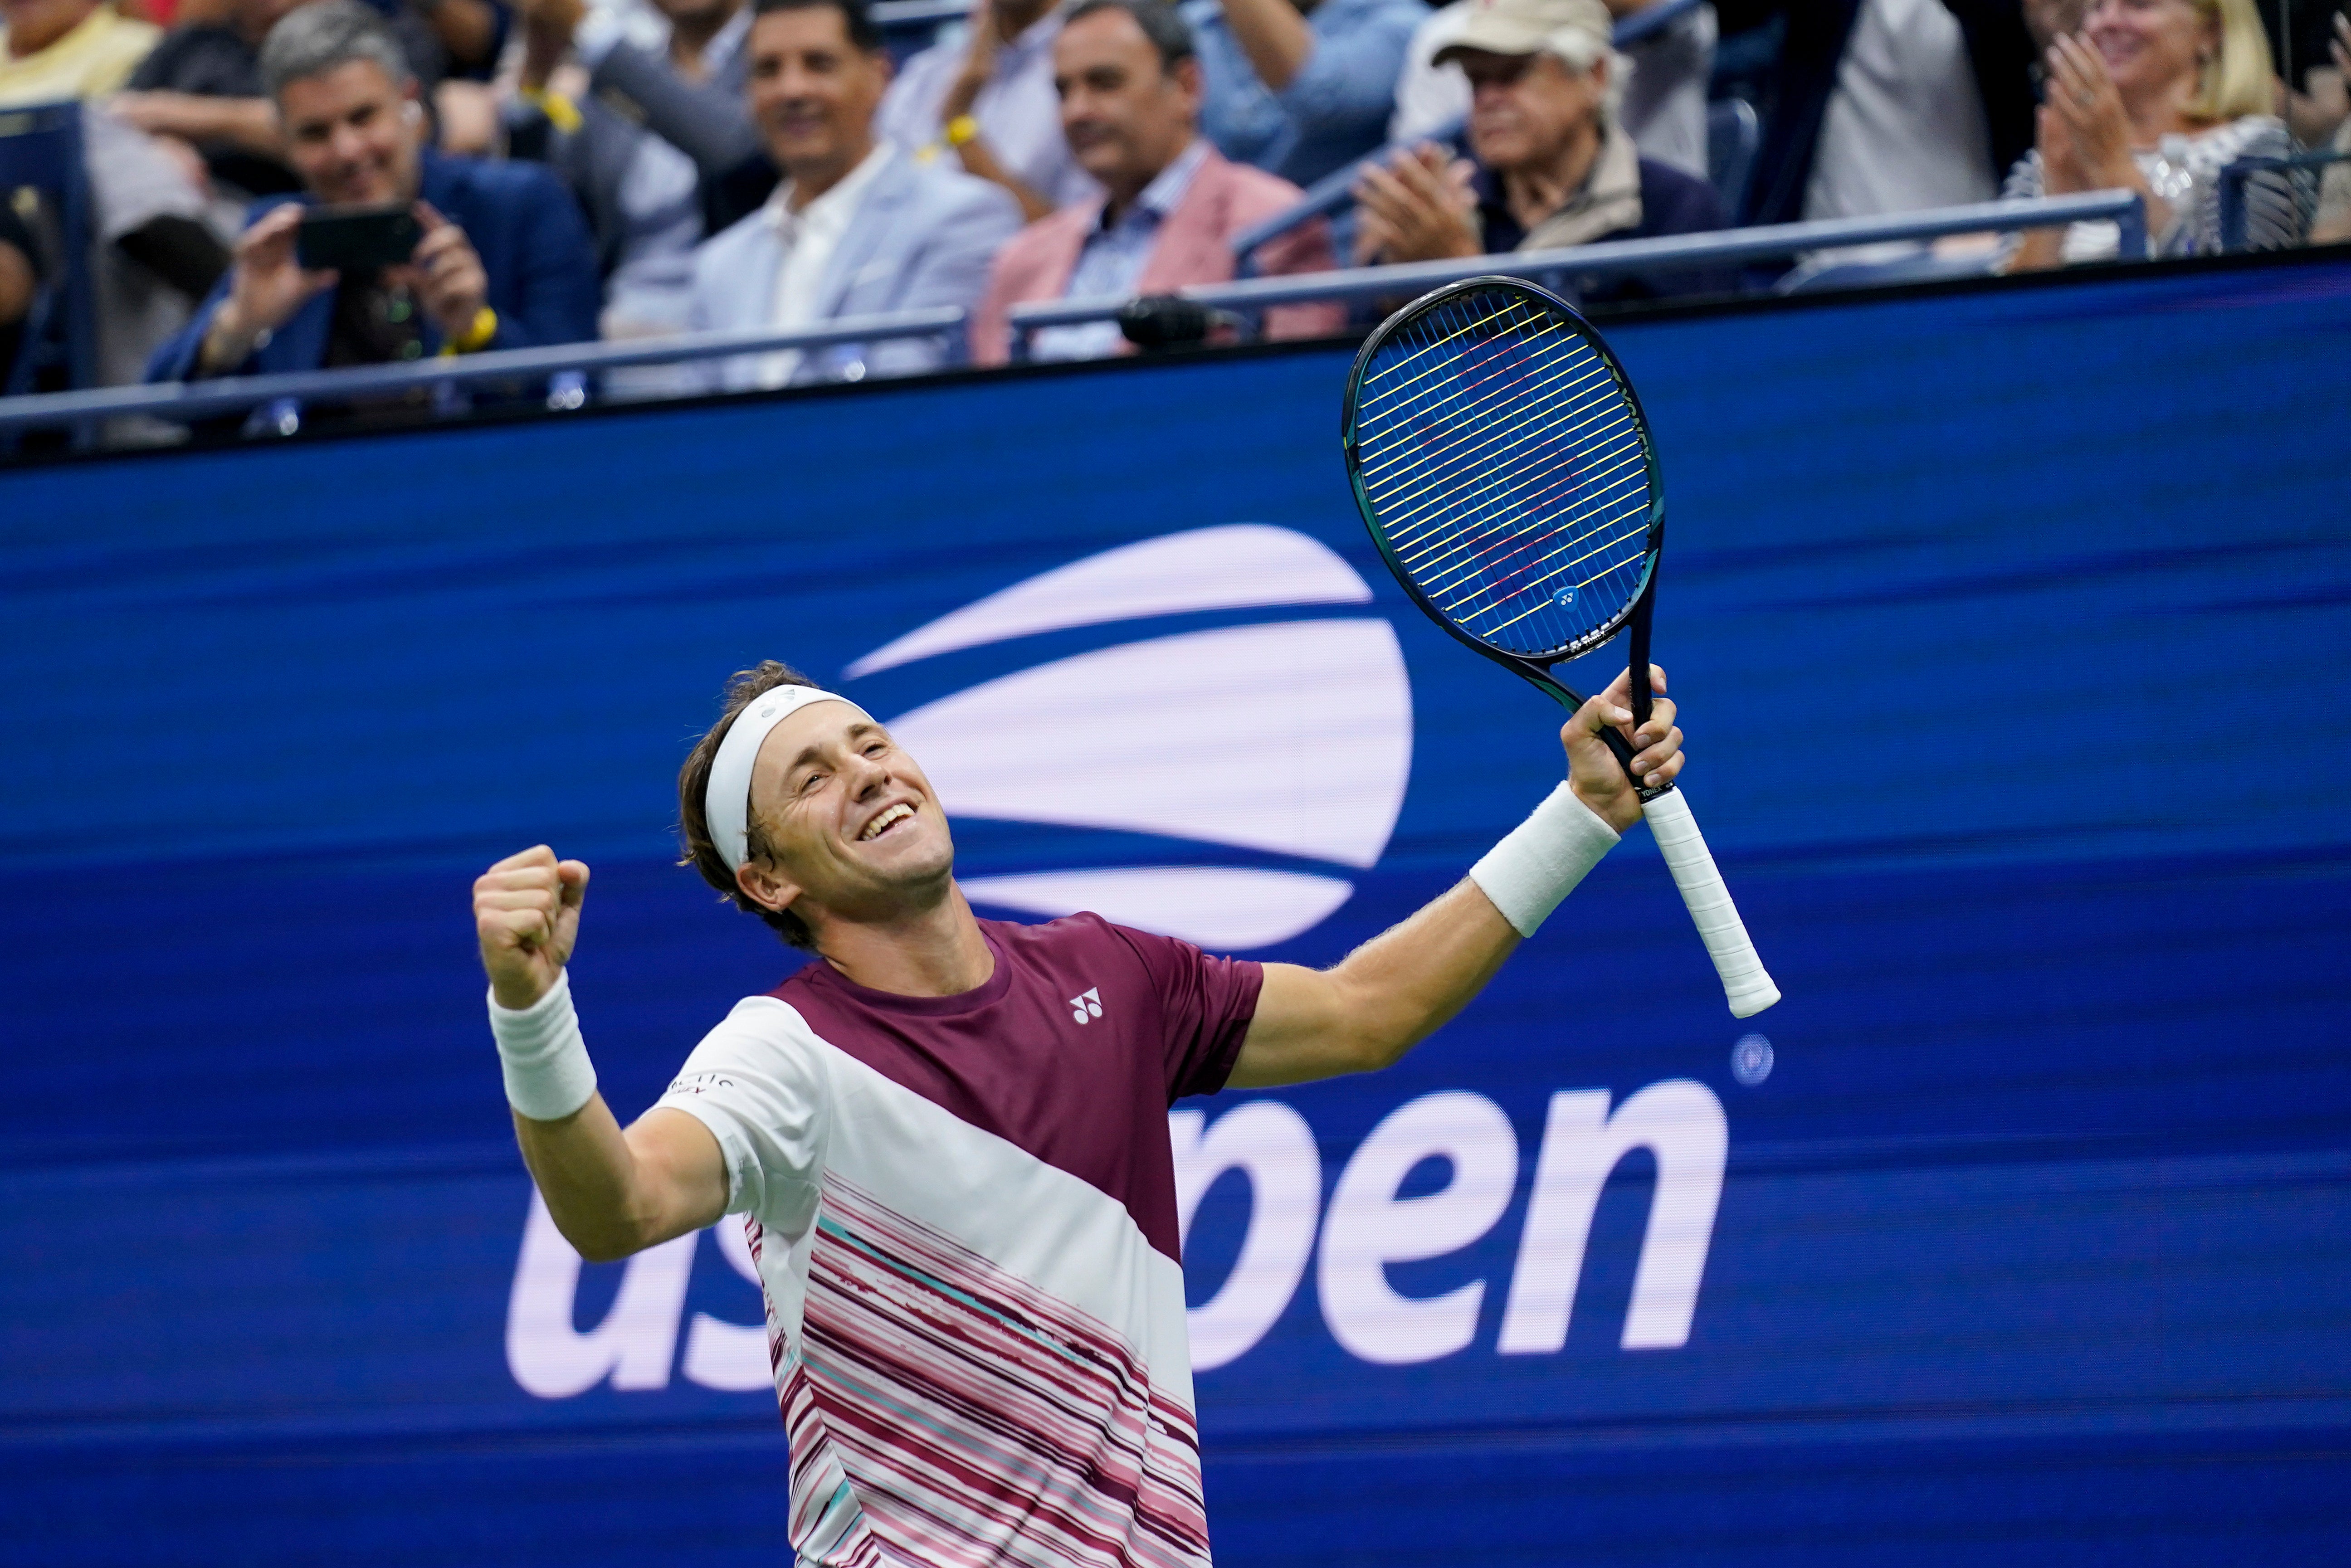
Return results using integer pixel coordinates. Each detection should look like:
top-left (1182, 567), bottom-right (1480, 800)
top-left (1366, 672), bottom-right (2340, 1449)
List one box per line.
top-left (1106, 137), bottom-right (1209, 232)
top-left (767, 141), bottom-right (895, 248)
top-left (761, 141), bottom-right (896, 385)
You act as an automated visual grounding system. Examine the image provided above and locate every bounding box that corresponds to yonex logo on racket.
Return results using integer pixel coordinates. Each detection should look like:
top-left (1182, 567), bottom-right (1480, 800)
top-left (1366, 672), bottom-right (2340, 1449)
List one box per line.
top-left (1068, 988), bottom-right (1103, 1025)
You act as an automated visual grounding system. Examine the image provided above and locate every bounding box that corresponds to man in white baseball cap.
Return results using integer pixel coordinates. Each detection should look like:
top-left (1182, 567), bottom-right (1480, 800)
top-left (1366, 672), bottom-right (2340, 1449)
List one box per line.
top-left (1351, 0), bottom-right (1732, 302)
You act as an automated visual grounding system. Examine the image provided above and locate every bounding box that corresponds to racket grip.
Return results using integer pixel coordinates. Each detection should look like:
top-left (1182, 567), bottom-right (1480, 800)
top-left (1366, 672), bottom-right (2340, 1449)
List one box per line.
top-left (1641, 788), bottom-right (1780, 1018)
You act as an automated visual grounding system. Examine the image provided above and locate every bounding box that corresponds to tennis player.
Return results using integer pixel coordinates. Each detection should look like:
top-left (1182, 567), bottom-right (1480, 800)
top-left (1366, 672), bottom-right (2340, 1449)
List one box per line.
top-left (473, 657), bottom-right (1682, 1566)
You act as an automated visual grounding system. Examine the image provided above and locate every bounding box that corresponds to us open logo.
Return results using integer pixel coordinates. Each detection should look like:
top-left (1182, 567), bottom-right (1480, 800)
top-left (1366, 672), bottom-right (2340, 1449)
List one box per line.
top-left (840, 524), bottom-right (1415, 950)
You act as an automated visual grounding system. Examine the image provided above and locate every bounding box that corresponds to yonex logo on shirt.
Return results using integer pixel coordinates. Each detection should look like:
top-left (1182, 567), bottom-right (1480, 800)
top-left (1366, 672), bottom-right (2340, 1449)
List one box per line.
top-left (1068, 987), bottom-right (1103, 1024)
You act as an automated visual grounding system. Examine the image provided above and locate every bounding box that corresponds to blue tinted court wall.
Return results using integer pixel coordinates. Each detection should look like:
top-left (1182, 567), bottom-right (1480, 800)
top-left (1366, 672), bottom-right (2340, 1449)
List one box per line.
top-left (3, 256), bottom-right (2348, 1566)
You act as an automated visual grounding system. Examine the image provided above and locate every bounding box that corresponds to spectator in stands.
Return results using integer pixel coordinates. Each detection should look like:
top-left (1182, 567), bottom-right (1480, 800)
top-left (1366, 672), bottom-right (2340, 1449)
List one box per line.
top-left (2261, 0), bottom-right (2346, 149)
top-left (0, 1), bottom-right (239, 387)
top-left (685, 0), bottom-right (1021, 389)
top-left (84, 106), bottom-right (238, 383)
top-left (0, 0), bottom-right (160, 100)
top-left (113, 0), bottom-right (311, 196)
top-left (880, 0), bottom-right (1098, 224)
top-left (116, 0), bottom-right (511, 172)
top-left (146, 0), bottom-right (600, 379)
top-left (2003, 0), bottom-right (2295, 268)
top-left (505, 0), bottom-right (753, 334)
top-left (509, 0), bottom-right (770, 246)
top-left (970, 0), bottom-right (1340, 364)
top-left (1711, 0), bottom-right (2038, 226)
top-left (1351, 0), bottom-right (1729, 302)
top-left (1186, 0), bottom-right (1423, 187)
top-left (1394, 0), bottom-right (1717, 179)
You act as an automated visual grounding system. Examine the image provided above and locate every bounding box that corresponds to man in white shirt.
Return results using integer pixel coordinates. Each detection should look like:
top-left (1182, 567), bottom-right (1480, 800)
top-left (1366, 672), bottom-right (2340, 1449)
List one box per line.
top-left (1800, 0), bottom-right (1995, 220)
top-left (878, 0), bottom-right (1101, 224)
top-left (509, 0), bottom-right (760, 337)
top-left (683, 0), bottom-right (1023, 388)
top-left (1712, 0), bottom-right (2035, 226)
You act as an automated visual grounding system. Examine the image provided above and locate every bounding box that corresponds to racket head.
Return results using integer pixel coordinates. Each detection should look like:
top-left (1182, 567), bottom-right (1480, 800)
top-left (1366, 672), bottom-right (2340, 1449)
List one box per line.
top-left (1341, 277), bottom-right (1663, 677)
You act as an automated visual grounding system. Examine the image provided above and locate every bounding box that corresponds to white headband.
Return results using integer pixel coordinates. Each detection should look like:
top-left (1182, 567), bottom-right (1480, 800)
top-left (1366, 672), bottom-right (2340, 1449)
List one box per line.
top-left (705, 686), bottom-right (868, 873)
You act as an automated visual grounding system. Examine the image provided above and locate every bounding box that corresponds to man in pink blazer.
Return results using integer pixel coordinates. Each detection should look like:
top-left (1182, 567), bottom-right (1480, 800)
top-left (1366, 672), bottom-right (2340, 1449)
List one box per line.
top-left (969, 0), bottom-right (1341, 366)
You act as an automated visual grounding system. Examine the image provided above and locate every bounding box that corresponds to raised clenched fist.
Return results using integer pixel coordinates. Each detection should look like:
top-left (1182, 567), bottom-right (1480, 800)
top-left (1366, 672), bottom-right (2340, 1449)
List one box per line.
top-left (473, 845), bottom-right (590, 1010)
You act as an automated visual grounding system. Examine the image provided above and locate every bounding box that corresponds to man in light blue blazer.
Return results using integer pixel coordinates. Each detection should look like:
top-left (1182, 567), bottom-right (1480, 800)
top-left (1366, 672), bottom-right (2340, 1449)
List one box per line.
top-left (687, 0), bottom-right (1022, 390)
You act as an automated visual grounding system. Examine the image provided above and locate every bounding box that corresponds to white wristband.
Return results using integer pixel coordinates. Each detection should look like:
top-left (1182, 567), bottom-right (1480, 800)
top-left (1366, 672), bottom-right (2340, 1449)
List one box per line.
top-left (488, 969), bottom-right (599, 1122)
top-left (1469, 781), bottom-right (1621, 938)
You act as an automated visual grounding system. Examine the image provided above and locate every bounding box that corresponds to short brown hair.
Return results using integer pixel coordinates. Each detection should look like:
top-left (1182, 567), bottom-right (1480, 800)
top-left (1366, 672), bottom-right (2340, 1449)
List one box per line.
top-left (678, 660), bottom-right (821, 950)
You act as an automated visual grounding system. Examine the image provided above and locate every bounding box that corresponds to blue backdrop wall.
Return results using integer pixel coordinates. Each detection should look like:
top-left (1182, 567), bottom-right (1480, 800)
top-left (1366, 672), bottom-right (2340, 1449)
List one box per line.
top-left (5, 258), bottom-right (2349, 1566)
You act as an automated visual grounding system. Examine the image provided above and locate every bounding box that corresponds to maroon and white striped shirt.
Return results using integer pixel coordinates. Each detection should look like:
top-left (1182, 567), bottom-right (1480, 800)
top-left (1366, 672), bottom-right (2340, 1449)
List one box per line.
top-left (657, 914), bottom-right (1263, 1567)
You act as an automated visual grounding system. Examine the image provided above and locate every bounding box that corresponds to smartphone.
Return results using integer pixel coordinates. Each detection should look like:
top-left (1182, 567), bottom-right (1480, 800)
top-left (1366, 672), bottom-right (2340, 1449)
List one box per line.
top-left (296, 203), bottom-right (421, 273)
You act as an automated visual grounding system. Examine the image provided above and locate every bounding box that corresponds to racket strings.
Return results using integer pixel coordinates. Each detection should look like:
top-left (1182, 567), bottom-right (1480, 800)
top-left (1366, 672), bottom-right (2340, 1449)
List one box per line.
top-left (1359, 300), bottom-right (1631, 531)
top-left (1355, 353), bottom-right (1615, 506)
top-left (1376, 387), bottom-right (1633, 555)
top-left (1362, 305), bottom-right (1622, 577)
top-left (1427, 483), bottom-right (1650, 621)
top-left (1355, 317), bottom-right (1619, 519)
top-left (1352, 290), bottom-right (1655, 656)
top-left (1401, 453), bottom-right (1645, 606)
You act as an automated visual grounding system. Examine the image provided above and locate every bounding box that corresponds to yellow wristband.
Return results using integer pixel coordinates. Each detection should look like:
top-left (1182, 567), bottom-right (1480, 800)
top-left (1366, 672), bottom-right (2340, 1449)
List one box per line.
top-left (440, 306), bottom-right (498, 355)
top-left (944, 114), bottom-right (980, 149)
top-left (522, 87), bottom-right (583, 135)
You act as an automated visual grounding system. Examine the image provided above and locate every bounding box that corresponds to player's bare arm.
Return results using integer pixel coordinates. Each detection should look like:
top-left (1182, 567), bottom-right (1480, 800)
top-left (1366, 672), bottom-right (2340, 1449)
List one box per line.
top-left (473, 847), bottom-right (727, 1261)
top-left (1231, 664), bottom-right (1681, 1089)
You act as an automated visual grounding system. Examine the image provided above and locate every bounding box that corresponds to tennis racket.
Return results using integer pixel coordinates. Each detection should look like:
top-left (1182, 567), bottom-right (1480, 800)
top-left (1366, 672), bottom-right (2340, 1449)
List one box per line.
top-left (1341, 276), bottom-right (1779, 1018)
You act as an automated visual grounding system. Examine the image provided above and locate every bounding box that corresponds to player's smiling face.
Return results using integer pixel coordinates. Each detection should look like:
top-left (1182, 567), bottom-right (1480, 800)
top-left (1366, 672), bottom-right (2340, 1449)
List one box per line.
top-left (737, 703), bottom-right (956, 926)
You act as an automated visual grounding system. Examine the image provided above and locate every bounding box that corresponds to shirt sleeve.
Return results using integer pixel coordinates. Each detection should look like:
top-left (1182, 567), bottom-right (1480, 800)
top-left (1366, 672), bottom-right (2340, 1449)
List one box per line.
top-left (1278, 0), bottom-right (1424, 141)
top-left (876, 44), bottom-right (949, 146)
top-left (652, 998), bottom-right (828, 1225)
top-left (1111, 921), bottom-right (1266, 1103)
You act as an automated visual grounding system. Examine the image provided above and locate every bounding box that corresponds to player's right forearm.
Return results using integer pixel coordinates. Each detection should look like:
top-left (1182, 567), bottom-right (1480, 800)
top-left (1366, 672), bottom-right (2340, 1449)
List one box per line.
top-left (488, 968), bottom-right (725, 1258)
top-left (490, 971), bottom-right (653, 1259)
top-left (511, 1094), bottom-right (672, 1262)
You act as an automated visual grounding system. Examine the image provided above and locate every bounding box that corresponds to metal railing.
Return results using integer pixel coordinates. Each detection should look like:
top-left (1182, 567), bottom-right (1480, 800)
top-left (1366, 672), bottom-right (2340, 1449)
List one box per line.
top-left (0, 191), bottom-right (2148, 443)
top-left (1008, 189), bottom-right (2149, 357)
top-left (0, 308), bottom-right (967, 438)
top-left (2217, 147), bottom-right (2351, 252)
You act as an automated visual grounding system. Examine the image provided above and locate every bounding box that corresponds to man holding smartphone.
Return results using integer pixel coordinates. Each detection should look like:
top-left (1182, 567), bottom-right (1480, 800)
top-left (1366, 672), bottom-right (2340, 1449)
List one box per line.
top-left (146, 0), bottom-right (601, 383)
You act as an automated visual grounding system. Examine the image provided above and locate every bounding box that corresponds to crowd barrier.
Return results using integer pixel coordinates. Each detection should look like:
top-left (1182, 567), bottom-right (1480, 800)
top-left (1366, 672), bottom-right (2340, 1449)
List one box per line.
top-left (3, 249), bottom-right (2346, 1567)
top-left (1005, 189), bottom-right (2146, 350)
top-left (0, 190), bottom-right (2144, 445)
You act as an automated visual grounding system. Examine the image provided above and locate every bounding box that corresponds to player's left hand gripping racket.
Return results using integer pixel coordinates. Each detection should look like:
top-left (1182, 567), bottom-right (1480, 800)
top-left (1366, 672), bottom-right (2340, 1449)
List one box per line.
top-left (1342, 276), bottom-right (1780, 1018)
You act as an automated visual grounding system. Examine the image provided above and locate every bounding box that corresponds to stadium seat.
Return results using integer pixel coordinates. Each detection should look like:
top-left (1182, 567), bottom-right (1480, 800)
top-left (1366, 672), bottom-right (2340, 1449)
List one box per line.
top-left (0, 99), bottom-right (97, 398)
